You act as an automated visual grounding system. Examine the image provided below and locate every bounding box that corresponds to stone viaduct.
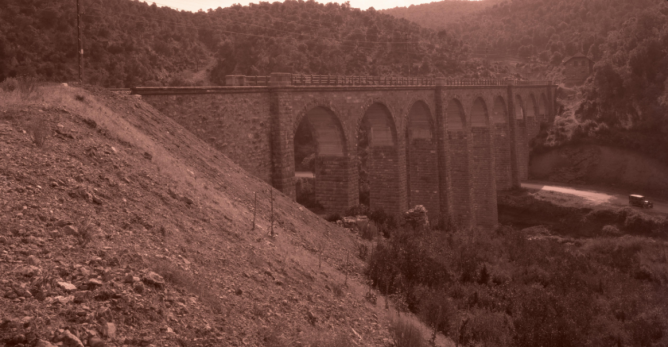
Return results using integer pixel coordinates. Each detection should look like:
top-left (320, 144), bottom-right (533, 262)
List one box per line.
top-left (133, 73), bottom-right (557, 229)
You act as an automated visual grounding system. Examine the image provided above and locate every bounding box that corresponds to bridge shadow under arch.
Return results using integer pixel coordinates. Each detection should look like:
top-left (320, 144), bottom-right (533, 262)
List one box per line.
top-left (492, 96), bottom-right (512, 190)
top-left (514, 95), bottom-right (529, 180)
top-left (446, 98), bottom-right (471, 226)
top-left (406, 101), bottom-right (439, 222)
top-left (471, 97), bottom-right (497, 228)
top-left (360, 103), bottom-right (403, 216)
top-left (294, 106), bottom-right (352, 214)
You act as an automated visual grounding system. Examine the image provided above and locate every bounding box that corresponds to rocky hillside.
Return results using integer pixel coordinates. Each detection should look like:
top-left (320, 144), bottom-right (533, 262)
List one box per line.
top-left (0, 84), bottom-right (427, 347)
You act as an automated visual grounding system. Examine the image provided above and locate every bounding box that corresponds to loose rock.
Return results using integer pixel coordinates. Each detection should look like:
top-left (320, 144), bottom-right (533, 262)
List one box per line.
top-left (26, 255), bottom-right (41, 266)
top-left (88, 336), bottom-right (106, 347)
top-left (103, 322), bottom-right (117, 339)
top-left (142, 272), bottom-right (165, 289)
top-left (63, 225), bottom-right (78, 236)
top-left (57, 282), bottom-right (77, 292)
top-left (133, 281), bottom-right (145, 294)
top-left (60, 330), bottom-right (85, 347)
top-left (35, 339), bottom-right (57, 347)
top-left (88, 278), bottom-right (103, 289)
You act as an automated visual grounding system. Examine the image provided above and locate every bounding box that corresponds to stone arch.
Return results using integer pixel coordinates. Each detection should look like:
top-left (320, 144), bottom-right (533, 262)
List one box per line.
top-left (407, 101), bottom-right (433, 140)
top-left (471, 97), bottom-right (489, 128)
top-left (357, 98), bottom-right (400, 138)
top-left (525, 94), bottom-right (537, 120)
top-left (447, 98), bottom-right (466, 131)
top-left (514, 94), bottom-right (529, 180)
top-left (492, 96), bottom-right (507, 124)
top-left (299, 106), bottom-right (346, 157)
top-left (406, 101), bottom-right (439, 221)
top-left (539, 93), bottom-right (548, 123)
top-left (364, 103), bottom-right (398, 147)
top-left (492, 96), bottom-right (512, 190)
top-left (514, 95), bottom-right (525, 120)
top-left (525, 94), bottom-right (539, 141)
top-left (360, 102), bottom-right (405, 216)
top-left (294, 100), bottom-right (347, 139)
top-left (294, 106), bottom-right (353, 214)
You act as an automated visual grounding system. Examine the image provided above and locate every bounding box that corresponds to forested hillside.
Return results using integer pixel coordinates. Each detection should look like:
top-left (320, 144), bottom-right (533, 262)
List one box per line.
top-left (457, 0), bottom-right (661, 63)
top-left (381, 0), bottom-right (504, 30)
top-left (564, 3), bottom-right (668, 163)
top-left (0, 0), bottom-right (467, 87)
top-left (383, 0), bottom-right (668, 163)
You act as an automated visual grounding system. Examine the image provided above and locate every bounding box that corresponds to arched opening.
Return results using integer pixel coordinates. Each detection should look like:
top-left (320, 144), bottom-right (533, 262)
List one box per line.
top-left (359, 103), bottom-right (402, 216)
top-left (525, 95), bottom-right (537, 120)
top-left (492, 96), bottom-right (512, 190)
top-left (471, 98), bottom-right (488, 128)
top-left (406, 101), bottom-right (439, 222)
top-left (294, 106), bottom-right (349, 214)
top-left (470, 98), bottom-right (496, 228)
top-left (514, 95), bottom-right (529, 180)
top-left (446, 99), bottom-right (471, 226)
top-left (492, 97), bottom-right (508, 125)
top-left (526, 94), bottom-right (539, 140)
top-left (514, 95), bottom-right (525, 120)
top-left (539, 93), bottom-right (548, 124)
top-left (448, 98), bottom-right (466, 131)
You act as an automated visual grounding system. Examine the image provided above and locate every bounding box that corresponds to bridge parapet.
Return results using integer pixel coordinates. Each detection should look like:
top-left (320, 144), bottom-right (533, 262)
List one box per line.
top-left (223, 73), bottom-right (551, 87)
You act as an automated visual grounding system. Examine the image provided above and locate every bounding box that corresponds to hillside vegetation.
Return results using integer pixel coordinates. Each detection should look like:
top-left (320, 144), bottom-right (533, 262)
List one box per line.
top-left (382, 0), bottom-right (504, 30)
top-left (383, 0), bottom-right (668, 169)
top-left (524, 0), bottom-right (668, 170)
top-left (0, 0), bottom-right (467, 87)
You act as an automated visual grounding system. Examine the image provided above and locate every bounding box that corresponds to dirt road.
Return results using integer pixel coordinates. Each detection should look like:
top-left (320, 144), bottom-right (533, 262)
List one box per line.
top-left (522, 181), bottom-right (668, 215)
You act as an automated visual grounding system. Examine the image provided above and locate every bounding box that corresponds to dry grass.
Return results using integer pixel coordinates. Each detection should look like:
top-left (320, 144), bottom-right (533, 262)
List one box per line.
top-left (26, 116), bottom-right (50, 148)
top-left (0, 77), bottom-right (41, 100)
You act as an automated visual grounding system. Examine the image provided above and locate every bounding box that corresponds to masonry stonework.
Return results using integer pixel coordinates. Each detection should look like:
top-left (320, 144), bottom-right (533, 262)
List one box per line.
top-left (407, 138), bottom-right (440, 224)
top-left (134, 77), bottom-right (555, 228)
top-left (493, 123), bottom-right (513, 190)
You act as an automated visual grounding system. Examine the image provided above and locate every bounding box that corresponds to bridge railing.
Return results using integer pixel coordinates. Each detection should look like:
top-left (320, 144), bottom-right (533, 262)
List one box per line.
top-left (245, 76), bottom-right (270, 86)
top-left (441, 79), bottom-right (553, 86)
top-left (290, 75), bottom-right (435, 86)
top-left (223, 74), bottom-right (552, 87)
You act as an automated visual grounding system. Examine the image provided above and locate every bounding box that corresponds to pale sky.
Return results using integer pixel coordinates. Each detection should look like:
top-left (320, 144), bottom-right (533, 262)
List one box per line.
top-left (142, 0), bottom-right (478, 12)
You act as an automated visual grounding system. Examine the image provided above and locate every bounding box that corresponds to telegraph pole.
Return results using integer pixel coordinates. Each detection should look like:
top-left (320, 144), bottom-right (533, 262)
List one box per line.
top-left (77, 0), bottom-right (83, 85)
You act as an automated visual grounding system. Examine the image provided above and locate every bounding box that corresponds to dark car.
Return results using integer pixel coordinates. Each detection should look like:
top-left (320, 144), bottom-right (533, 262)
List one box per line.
top-left (629, 194), bottom-right (653, 209)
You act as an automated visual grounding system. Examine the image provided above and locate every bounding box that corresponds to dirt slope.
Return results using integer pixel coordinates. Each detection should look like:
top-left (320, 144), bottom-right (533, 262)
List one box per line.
top-left (0, 85), bottom-right (420, 347)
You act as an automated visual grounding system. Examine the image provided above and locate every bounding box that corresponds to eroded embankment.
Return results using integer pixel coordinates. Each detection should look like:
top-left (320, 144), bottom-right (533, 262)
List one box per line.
top-left (498, 189), bottom-right (668, 237)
